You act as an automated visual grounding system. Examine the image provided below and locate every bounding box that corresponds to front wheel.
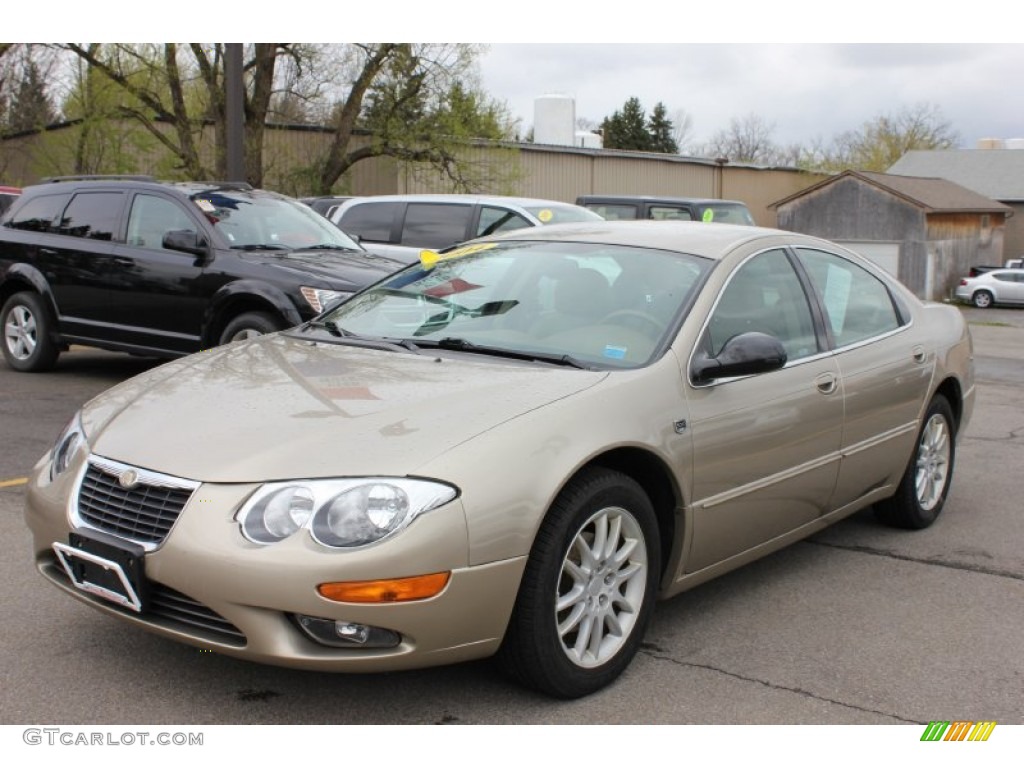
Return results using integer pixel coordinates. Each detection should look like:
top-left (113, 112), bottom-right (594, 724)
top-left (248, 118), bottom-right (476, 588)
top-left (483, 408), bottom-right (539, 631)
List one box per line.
top-left (1, 291), bottom-right (60, 372)
top-left (972, 290), bottom-right (994, 308)
top-left (874, 395), bottom-right (956, 529)
top-left (497, 467), bottom-right (660, 698)
top-left (218, 311), bottom-right (283, 345)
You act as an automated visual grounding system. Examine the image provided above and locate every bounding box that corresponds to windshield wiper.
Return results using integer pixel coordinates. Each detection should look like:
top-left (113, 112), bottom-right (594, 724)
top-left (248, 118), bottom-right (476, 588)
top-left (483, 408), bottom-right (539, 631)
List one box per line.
top-left (300, 243), bottom-right (361, 252)
top-left (298, 320), bottom-right (420, 353)
top-left (231, 243), bottom-right (290, 251)
top-left (423, 337), bottom-right (592, 369)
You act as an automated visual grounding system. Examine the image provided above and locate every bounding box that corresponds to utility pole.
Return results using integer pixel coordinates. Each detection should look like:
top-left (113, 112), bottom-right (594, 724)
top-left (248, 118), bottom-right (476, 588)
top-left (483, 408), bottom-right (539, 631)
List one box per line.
top-left (225, 43), bottom-right (245, 183)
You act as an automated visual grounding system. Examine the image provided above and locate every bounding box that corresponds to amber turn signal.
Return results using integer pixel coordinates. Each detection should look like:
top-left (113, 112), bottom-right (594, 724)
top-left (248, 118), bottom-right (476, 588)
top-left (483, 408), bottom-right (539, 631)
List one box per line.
top-left (318, 572), bottom-right (451, 603)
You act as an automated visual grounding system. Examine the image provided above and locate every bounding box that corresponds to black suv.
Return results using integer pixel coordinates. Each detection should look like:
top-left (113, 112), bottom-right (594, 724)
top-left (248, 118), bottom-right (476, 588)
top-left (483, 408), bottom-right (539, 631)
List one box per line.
top-left (0, 177), bottom-right (404, 371)
top-left (575, 195), bottom-right (756, 225)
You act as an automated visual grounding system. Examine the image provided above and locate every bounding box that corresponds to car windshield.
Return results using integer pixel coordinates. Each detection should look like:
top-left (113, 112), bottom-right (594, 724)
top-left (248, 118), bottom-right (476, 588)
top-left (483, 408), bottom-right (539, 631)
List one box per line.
top-left (519, 203), bottom-right (605, 225)
top-left (310, 240), bottom-right (711, 369)
top-left (190, 191), bottom-right (363, 251)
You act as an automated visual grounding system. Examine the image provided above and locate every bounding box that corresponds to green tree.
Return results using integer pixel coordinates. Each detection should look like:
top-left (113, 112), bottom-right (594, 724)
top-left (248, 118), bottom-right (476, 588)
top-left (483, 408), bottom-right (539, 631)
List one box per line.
top-left (647, 102), bottom-right (678, 154)
top-left (817, 103), bottom-right (961, 172)
top-left (2, 46), bottom-right (58, 134)
top-left (600, 97), bottom-right (651, 151)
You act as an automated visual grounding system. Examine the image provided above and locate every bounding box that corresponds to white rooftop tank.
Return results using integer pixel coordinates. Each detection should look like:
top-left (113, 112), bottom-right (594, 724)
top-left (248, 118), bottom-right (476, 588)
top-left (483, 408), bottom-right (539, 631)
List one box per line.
top-left (534, 94), bottom-right (576, 146)
top-left (1005, 138), bottom-right (1024, 150)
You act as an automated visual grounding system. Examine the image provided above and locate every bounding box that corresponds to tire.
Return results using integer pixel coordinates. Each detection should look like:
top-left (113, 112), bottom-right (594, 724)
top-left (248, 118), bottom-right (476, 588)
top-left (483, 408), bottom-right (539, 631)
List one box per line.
top-left (218, 311), bottom-right (283, 345)
top-left (874, 395), bottom-right (956, 530)
top-left (972, 290), bottom-right (994, 308)
top-left (1, 291), bottom-right (60, 372)
top-left (497, 467), bottom-right (660, 698)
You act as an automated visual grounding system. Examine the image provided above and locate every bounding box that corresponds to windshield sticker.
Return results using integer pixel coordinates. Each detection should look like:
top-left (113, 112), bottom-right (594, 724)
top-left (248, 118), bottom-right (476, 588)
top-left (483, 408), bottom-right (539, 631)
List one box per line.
top-left (424, 278), bottom-right (483, 298)
top-left (702, 209), bottom-right (715, 223)
top-left (420, 242), bottom-right (498, 270)
top-left (194, 199), bottom-right (217, 213)
top-left (603, 345), bottom-right (627, 360)
top-left (538, 209), bottom-right (554, 223)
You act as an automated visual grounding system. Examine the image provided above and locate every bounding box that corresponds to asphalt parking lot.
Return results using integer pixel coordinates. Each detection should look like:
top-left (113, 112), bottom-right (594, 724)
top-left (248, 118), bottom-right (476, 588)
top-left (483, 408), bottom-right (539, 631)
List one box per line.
top-left (1, 305), bottom-right (1022, 727)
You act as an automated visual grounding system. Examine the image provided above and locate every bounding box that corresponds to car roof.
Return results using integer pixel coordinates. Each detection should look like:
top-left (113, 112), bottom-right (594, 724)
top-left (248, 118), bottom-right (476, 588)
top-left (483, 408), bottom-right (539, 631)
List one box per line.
top-left (341, 194), bottom-right (588, 208)
top-left (577, 194), bottom-right (748, 206)
top-left (471, 219), bottom-right (826, 261)
top-left (23, 177), bottom-right (278, 199)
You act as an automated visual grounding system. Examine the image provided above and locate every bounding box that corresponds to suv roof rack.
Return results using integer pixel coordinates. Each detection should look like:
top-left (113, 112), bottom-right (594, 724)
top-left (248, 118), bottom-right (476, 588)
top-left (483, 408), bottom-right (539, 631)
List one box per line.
top-left (41, 174), bottom-right (158, 183)
top-left (179, 181), bottom-right (254, 191)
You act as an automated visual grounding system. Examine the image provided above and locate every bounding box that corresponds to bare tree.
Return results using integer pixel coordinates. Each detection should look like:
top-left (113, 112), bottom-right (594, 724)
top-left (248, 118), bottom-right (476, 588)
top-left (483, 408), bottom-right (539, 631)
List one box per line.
top-left (822, 103), bottom-right (961, 172)
top-left (702, 113), bottom-right (779, 164)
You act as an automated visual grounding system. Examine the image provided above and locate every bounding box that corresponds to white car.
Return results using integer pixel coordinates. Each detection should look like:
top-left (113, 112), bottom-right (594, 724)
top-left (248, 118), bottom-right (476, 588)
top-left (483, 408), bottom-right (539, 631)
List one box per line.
top-left (330, 194), bottom-right (602, 263)
top-left (954, 269), bottom-right (1024, 308)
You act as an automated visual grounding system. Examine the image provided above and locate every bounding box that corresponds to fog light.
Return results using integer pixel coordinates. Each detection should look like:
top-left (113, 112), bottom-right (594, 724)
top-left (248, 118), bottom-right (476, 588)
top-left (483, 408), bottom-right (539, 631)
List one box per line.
top-left (293, 614), bottom-right (401, 649)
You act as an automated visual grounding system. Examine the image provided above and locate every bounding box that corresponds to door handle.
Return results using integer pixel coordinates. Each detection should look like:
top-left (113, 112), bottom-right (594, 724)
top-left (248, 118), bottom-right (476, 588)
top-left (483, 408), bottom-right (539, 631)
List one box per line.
top-left (912, 345), bottom-right (927, 363)
top-left (815, 372), bottom-right (838, 394)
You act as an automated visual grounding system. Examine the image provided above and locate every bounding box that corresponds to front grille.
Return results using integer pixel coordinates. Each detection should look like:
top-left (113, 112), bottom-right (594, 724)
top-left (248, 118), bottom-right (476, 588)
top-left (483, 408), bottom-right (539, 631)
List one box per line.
top-left (74, 457), bottom-right (198, 547)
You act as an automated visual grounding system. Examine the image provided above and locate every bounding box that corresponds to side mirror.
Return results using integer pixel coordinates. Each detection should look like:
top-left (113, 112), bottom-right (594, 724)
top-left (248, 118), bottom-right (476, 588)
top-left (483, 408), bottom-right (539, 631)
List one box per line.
top-left (691, 331), bottom-right (787, 384)
top-left (163, 229), bottom-right (208, 257)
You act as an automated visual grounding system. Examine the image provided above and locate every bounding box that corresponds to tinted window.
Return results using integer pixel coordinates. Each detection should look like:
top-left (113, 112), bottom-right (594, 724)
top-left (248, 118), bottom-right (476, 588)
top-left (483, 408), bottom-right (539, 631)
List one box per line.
top-left (649, 205), bottom-right (693, 221)
top-left (127, 194), bottom-right (198, 249)
top-left (708, 249), bottom-right (818, 362)
top-left (477, 206), bottom-right (532, 237)
top-left (338, 201), bottom-right (401, 243)
top-left (55, 192), bottom-right (122, 240)
top-left (796, 248), bottom-right (900, 347)
top-left (584, 204), bottom-right (639, 220)
top-left (5, 193), bottom-right (70, 232)
top-left (400, 203), bottom-right (472, 249)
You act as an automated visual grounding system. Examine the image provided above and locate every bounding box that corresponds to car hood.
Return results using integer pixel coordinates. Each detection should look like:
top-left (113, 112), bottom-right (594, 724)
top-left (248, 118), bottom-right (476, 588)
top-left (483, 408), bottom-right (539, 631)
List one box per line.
top-left (241, 248), bottom-right (406, 290)
top-left (84, 334), bottom-right (607, 483)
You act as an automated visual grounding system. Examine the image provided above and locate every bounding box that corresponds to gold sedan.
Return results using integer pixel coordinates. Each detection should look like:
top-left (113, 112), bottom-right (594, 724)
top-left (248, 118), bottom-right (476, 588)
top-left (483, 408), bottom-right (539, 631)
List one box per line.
top-left (24, 221), bottom-right (974, 698)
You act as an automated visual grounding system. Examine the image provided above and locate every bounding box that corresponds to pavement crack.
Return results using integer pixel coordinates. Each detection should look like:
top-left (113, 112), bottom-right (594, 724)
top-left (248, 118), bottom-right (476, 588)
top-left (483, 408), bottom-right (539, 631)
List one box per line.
top-left (807, 540), bottom-right (1024, 582)
top-left (637, 646), bottom-right (918, 723)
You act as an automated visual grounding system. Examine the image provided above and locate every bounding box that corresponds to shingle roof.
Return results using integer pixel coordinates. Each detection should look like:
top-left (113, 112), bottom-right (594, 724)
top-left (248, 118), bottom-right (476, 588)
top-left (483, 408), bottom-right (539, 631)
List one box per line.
top-left (888, 149), bottom-right (1024, 202)
top-left (772, 170), bottom-right (1012, 214)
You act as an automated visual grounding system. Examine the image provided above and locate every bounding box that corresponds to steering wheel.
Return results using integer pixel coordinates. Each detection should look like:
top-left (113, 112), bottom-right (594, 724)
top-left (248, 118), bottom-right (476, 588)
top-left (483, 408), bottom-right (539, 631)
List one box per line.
top-left (602, 309), bottom-right (663, 336)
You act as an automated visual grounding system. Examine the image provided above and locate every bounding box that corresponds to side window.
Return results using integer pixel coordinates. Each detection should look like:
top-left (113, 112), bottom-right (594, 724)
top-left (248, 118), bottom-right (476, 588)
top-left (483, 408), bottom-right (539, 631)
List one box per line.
top-left (587, 204), bottom-right (638, 220)
top-left (649, 205), bottom-right (693, 221)
top-left (476, 206), bottom-right (532, 237)
top-left (337, 202), bottom-right (401, 243)
top-left (400, 203), bottom-right (472, 249)
top-left (127, 195), bottom-right (197, 249)
top-left (55, 192), bottom-right (122, 241)
top-left (4, 193), bottom-right (71, 232)
top-left (707, 249), bottom-right (818, 362)
top-left (795, 248), bottom-right (901, 347)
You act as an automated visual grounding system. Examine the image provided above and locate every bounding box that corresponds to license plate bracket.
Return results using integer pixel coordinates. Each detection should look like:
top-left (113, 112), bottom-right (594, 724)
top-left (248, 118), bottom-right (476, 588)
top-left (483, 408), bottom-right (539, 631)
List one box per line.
top-left (53, 531), bottom-right (149, 613)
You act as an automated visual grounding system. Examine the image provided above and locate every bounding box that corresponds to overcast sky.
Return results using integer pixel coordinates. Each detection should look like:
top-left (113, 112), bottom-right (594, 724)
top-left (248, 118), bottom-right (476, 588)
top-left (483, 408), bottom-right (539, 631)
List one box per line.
top-left (476, 43), bottom-right (1024, 151)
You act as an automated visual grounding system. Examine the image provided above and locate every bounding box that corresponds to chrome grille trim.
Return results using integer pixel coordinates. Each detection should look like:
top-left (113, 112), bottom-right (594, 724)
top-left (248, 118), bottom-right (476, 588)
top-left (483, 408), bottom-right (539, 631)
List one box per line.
top-left (71, 455), bottom-right (200, 551)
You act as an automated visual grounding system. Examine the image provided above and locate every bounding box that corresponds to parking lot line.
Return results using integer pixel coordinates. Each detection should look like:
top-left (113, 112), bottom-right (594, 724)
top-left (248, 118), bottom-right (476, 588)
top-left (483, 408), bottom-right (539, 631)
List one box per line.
top-left (0, 477), bottom-right (28, 488)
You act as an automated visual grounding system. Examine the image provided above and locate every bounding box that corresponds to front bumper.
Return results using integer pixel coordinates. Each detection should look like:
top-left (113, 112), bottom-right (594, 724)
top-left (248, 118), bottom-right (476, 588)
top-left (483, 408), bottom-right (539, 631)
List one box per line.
top-left (24, 456), bottom-right (526, 673)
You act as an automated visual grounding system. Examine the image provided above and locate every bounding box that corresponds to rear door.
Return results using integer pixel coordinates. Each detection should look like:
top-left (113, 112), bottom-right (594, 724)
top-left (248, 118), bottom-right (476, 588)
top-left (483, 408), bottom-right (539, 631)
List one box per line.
top-left (792, 247), bottom-right (932, 510)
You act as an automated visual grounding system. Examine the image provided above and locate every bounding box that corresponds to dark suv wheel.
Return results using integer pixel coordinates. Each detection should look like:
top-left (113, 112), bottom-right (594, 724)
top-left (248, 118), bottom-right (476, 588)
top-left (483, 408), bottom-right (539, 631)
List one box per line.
top-left (2, 292), bottom-right (59, 372)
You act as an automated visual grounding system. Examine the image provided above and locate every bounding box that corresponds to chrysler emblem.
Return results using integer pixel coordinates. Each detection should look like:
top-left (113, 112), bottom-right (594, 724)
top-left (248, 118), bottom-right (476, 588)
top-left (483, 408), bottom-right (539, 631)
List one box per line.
top-left (118, 469), bottom-right (139, 489)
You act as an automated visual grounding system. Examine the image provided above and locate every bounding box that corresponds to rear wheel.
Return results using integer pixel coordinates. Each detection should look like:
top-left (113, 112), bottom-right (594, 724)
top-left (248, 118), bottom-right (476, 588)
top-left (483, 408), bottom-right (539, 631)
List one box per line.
top-left (874, 395), bottom-right (955, 530)
top-left (497, 467), bottom-right (660, 698)
top-left (1, 291), bottom-right (59, 372)
top-left (972, 290), bottom-right (994, 308)
top-left (218, 311), bottom-right (283, 345)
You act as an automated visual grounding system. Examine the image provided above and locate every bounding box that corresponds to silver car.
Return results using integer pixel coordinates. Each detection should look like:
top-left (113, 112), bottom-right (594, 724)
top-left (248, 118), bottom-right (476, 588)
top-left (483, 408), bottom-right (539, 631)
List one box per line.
top-left (24, 221), bottom-right (975, 698)
top-left (955, 269), bottom-right (1024, 308)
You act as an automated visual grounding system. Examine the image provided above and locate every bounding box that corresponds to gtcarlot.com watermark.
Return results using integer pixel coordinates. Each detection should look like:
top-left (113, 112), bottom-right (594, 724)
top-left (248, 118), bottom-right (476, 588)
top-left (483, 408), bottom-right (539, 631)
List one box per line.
top-left (23, 728), bottom-right (203, 747)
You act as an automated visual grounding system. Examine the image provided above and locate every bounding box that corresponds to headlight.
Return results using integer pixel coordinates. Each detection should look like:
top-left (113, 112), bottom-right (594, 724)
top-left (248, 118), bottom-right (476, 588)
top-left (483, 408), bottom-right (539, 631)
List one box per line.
top-left (236, 478), bottom-right (458, 548)
top-left (301, 286), bottom-right (351, 314)
top-left (50, 412), bottom-right (86, 481)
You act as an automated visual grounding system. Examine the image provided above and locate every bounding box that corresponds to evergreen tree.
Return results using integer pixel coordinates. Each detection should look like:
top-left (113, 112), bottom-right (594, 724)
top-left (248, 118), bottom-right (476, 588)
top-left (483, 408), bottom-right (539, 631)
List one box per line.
top-left (647, 102), bottom-right (678, 154)
top-left (5, 57), bottom-right (57, 133)
top-left (601, 97), bottom-right (651, 151)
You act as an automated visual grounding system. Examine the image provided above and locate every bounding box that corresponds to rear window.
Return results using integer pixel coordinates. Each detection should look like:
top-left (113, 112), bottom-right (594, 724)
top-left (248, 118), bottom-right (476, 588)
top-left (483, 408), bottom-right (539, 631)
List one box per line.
top-left (4, 193), bottom-right (70, 232)
top-left (400, 203), bottom-right (473, 249)
top-left (337, 201), bottom-right (402, 243)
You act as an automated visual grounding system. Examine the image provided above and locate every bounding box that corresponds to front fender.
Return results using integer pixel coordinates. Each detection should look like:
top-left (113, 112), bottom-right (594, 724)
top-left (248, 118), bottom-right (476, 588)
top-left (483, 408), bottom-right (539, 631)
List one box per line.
top-left (203, 280), bottom-right (304, 345)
